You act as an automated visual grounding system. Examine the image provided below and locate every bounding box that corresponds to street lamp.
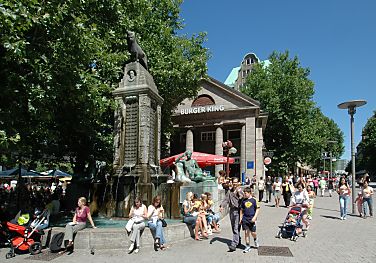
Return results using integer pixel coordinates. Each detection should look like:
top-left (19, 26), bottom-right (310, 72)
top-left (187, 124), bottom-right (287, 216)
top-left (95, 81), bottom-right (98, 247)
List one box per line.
top-left (337, 100), bottom-right (367, 214)
top-left (327, 140), bottom-right (337, 181)
top-left (222, 140), bottom-right (237, 178)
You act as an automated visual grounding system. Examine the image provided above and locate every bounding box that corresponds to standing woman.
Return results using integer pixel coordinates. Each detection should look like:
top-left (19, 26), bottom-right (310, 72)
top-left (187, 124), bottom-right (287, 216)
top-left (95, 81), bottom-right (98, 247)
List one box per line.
top-left (337, 177), bottom-right (351, 220)
top-left (127, 197), bottom-right (147, 253)
top-left (273, 177), bottom-right (282, 208)
top-left (147, 196), bottom-right (167, 251)
top-left (63, 197), bottom-right (96, 251)
top-left (281, 177), bottom-right (292, 207)
top-left (361, 181), bottom-right (374, 218)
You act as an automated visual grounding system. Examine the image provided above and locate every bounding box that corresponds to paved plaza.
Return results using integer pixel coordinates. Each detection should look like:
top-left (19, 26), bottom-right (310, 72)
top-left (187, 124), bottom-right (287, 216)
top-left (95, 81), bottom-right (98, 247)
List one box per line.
top-left (1, 186), bottom-right (375, 263)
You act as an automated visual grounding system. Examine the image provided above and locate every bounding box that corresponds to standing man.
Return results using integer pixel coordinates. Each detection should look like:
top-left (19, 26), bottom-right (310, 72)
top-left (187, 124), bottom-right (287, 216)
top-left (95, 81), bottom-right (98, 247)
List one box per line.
top-left (257, 177), bottom-right (265, 202)
top-left (265, 176), bottom-right (273, 203)
top-left (220, 177), bottom-right (243, 252)
top-left (319, 177), bottom-right (327, 197)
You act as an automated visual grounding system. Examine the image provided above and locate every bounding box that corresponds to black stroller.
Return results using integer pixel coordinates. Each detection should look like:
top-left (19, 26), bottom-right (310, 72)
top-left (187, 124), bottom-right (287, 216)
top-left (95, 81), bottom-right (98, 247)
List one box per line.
top-left (276, 205), bottom-right (307, 241)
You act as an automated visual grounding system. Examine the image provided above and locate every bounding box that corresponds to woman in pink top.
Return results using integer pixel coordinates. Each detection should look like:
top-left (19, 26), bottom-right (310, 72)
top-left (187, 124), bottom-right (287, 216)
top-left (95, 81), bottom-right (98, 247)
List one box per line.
top-left (63, 197), bottom-right (96, 251)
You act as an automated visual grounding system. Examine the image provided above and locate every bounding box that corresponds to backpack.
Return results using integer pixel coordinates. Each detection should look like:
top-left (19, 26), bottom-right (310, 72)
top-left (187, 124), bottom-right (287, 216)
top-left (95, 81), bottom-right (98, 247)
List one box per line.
top-left (49, 232), bottom-right (64, 253)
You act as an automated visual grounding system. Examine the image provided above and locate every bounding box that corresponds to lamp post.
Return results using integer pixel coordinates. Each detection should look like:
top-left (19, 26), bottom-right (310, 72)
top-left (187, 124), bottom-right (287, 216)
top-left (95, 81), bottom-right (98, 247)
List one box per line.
top-left (327, 140), bottom-right (338, 181)
top-left (222, 140), bottom-right (237, 178)
top-left (338, 100), bottom-right (367, 214)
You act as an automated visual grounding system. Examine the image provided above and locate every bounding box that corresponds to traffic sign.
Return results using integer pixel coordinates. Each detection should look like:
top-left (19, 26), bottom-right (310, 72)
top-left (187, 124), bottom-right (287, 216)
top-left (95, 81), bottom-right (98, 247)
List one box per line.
top-left (264, 157), bottom-right (272, 165)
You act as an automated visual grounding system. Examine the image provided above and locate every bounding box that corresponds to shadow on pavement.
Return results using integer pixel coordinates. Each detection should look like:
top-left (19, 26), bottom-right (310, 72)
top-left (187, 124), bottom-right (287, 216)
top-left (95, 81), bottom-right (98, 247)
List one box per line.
top-left (320, 215), bottom-right (340, 220)
top-left (209, 237), bottom-right (232, 246)
top-left (314, 206), bottom-right (339, 212)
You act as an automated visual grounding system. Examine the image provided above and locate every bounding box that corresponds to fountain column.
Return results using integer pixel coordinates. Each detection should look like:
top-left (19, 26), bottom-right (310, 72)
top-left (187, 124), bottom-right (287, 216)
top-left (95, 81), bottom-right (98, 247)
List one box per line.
top-left (112, 61), bottom-right (163, 216)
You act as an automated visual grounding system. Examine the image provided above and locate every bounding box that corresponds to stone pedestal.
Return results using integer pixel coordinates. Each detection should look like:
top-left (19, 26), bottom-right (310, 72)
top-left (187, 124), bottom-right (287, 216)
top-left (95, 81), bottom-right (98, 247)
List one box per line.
top-left (157, 182), bottom-right (183, 219)
top-left (111, 61), bottom-right (163, 215)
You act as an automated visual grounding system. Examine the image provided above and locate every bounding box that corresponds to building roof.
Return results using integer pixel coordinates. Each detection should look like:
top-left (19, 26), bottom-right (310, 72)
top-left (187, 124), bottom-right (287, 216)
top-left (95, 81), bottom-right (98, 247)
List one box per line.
top-left (224, 66), bottom-right (240, 87)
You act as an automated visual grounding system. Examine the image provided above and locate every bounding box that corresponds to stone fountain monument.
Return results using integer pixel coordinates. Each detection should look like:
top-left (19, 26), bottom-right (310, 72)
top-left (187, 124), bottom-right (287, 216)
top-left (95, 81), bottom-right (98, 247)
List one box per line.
top-left (111, 31), bottom-right (163, 216)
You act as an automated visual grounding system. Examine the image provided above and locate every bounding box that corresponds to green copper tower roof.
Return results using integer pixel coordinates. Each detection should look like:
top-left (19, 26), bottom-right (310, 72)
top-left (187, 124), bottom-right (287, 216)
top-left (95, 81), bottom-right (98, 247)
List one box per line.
top-left (224, 66), bottom-right (240, 87)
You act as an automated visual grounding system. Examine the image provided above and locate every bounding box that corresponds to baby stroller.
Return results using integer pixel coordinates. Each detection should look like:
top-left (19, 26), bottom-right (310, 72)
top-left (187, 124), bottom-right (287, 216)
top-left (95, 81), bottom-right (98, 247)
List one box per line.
top-left (0, 222), bottom-right (15, 259)
top-left (276, 205), bottom-right (306, 241)
top-left (2, 210), bottom-right (48, 258)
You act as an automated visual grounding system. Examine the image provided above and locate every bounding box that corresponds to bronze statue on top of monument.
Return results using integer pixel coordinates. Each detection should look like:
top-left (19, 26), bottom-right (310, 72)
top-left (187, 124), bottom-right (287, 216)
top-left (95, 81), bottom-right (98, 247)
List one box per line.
top-left (174, 150), bottom-right (216, 183)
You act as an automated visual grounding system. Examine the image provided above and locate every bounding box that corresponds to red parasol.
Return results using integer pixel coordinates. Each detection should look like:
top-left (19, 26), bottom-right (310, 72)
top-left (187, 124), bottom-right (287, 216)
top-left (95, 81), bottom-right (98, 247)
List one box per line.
top-left (160, 152), bottom-right (235, 168)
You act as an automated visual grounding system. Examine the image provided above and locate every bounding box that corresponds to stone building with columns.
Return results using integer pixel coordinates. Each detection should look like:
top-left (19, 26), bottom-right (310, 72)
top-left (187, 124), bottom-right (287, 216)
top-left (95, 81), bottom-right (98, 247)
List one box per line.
top-left (170, 77), bottom-right (267, 181)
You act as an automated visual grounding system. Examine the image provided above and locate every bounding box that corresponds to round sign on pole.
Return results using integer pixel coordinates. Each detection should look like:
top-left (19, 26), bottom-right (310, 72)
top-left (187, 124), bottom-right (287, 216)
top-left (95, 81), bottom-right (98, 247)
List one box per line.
top-left (264, 157), bottom-right (272, 165)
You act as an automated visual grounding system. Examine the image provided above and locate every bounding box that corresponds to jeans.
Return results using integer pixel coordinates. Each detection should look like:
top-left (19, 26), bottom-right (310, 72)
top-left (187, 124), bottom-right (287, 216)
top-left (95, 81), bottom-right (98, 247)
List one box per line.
top-left (183, 215), bottom-right (197, 226)
top-left (229, 208), bottom-right (240, 247)
top-left (148, 220), bottom-right (166, 245)
top-left (207, 213), bottom-right (220, 225)
top-left (130, 222), bottom-right (145, 246)
top-left (363, 197), bottom-right (373, 216)
top-left (339, 195), bottom-right (349, 218)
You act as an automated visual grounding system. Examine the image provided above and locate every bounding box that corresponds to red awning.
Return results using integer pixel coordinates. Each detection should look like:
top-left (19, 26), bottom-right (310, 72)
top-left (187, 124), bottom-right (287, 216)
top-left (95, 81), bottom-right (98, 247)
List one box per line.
top-left (160, 152), bottom-right (235, 168)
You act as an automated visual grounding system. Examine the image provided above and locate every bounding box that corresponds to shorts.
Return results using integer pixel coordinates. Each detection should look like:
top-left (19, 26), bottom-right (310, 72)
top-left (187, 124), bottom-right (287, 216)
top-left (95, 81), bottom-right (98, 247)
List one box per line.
top-left (242, 220), bottom-right (256, 232)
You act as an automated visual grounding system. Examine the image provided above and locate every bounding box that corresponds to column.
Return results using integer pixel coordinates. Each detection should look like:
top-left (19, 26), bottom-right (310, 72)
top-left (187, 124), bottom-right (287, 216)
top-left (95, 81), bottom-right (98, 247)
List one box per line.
top-left (240, 125), bottom-right (246, 180)
top-left (245, 117), bottom-right (256, 177)
top-left (186, 129), bottom-right (194, 152)
top-left (215, 126), bottom-right (223, 177)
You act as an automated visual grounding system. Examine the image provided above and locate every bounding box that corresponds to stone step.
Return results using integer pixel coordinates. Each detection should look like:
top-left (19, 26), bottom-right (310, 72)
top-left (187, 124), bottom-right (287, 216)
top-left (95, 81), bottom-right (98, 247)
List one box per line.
top-left (48, 222), bottom-right (195, 250)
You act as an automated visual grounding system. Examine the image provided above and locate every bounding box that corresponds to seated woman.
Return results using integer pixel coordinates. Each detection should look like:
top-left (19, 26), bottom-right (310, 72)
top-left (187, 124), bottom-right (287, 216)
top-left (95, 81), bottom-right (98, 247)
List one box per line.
top-left (63, 197), bottom-right (96, 252)
top-left (290, 183), bottom-right (310, 231)
top-left (147, 196), bottom-right (167, 251)
top-left (182, 192), bottom-right (203, 241)
top-left (191, 194), bottom-right (209, 239)
top-left (127, 197), bottom-right (147, 253)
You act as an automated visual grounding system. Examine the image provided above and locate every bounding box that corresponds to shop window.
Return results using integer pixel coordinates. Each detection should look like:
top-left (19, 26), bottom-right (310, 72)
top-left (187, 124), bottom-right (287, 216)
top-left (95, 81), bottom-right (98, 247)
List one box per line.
top-left (180, 133), bottom-right (186, 144)
top-left (201, 131), bottom-right (215, 141)
top-left (227, 129), bottom-right (241, 140)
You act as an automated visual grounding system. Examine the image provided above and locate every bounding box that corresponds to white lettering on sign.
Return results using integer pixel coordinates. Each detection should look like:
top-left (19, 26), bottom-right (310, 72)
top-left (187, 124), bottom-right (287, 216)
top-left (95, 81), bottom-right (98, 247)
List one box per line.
top-left (180, 105), bottom-right (225, 115)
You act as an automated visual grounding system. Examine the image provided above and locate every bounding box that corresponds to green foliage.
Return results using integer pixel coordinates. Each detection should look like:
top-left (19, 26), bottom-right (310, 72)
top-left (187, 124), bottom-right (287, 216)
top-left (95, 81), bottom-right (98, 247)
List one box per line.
top-left (0, 0), bottom-right (208, 174)
top-left (356, 111), bottom-right (376, 175)
top-left (241, 51), bottom-right (344, 173)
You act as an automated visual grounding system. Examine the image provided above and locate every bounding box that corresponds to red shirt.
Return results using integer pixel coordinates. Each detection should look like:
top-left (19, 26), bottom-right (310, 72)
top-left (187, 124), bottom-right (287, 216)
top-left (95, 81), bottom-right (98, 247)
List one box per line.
top-left (76, 206), bottom-right (90, 223)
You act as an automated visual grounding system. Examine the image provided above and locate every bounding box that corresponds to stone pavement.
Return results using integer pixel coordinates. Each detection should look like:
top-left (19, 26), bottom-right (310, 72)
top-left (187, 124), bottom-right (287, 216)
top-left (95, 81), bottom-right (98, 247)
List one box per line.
top-left (1, 186), bottom-right (375, 263)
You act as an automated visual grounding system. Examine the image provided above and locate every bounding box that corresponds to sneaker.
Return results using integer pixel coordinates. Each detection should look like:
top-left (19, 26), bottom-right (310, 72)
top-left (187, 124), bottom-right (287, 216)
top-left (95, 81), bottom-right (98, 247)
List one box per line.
top-left (134, 248), bottom-right (139, 254)
top-left (307, 215), bottom-right (312, 220)
top-left (228, 245), bottom-right (236, 252)
top-left (340, 217), bottom-right (344, 220)
top-left (243, 246), bottom-right (251, 253)
top-left (343, 217), bottom-right (347, 220)
top-left (254, 239), bottom-right (259, 248)
top-left (128, 243), bottom-right (134, 252)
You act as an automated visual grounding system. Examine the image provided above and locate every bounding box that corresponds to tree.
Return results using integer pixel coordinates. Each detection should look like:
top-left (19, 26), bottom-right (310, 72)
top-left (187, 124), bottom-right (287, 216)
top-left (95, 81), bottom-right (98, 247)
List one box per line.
top-left (241, 51), bottom-right (344, 174)
top-left (356, 111), bottom-right (376, 176)
top-left (0, 0), bottom-right (208, 174)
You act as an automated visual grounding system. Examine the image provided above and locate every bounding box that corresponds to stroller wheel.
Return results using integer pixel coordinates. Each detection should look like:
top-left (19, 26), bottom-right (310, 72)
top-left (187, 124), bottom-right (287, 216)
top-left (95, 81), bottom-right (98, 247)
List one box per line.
top-left (29, 242), bottom-right (42, 255)
top-left (5, 252), bottom-right (14, 259)
top-left (276, 232), bottom-right (282, 239)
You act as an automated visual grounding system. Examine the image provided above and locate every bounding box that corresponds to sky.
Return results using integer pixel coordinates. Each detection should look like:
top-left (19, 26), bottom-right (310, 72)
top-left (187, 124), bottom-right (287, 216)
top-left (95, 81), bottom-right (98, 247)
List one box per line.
top-left (179, 0), bottom-right (376, 160)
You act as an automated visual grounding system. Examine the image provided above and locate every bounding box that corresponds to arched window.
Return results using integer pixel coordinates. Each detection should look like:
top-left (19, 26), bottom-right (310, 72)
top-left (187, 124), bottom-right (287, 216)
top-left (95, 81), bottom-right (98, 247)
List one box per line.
top-left (191, 95), bottom-right (215, 107)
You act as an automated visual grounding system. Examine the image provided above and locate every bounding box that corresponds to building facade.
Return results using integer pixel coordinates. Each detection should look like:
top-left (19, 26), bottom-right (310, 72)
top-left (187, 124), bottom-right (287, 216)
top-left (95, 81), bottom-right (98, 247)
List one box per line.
top-left (170, 77), bottom-right (267, 181)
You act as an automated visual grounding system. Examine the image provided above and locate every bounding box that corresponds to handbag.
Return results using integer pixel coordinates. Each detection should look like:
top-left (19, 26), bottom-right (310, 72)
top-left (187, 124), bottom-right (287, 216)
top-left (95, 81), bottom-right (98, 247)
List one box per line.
top-left (160, 218), bottom-right (167, 227)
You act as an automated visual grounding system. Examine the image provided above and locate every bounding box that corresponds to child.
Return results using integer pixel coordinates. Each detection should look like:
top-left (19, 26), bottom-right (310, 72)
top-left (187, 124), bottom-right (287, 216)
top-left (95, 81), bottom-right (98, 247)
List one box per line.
top-left (239, 187), bottom-right (260, 253)
top-left (306, 185), bottom-right (316, 220)
top-left (355, 192), bottom-right (363, 217)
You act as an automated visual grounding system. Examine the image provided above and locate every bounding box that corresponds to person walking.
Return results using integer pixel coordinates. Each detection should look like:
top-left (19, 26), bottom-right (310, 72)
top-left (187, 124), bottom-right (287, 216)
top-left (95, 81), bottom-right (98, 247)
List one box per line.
top-left (265, 176), bottom-right (273, 203)
top-left (239, 187), bottom-right (260, 253)
top-left (281, 177), bottom-right (293, 207)
top-left (219, 177), bottom-right (243, 252)
top-left (257, 177), bottom-right (265, 202)
top-left (319, 177), bottom-right (327, 197)
top-left (272, 177), bottom-right (282, 208)
top-left (361, 181), bottom-right (374, 218)
top-left (337, 177), bottom-right (351, 220)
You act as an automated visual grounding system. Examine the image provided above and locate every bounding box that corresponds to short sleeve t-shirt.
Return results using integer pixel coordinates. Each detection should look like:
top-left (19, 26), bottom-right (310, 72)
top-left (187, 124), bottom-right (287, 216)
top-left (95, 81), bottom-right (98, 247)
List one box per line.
top-left (76, 206), bottom-right (90, 223)
top-left (241, 198), bottom-right (259, 220)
